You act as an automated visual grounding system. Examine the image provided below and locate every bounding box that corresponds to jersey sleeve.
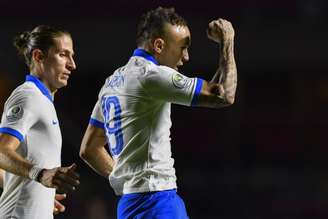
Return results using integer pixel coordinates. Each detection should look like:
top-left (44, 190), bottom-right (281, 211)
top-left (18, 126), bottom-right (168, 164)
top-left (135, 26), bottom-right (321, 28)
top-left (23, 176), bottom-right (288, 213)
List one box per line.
top-left (0, 92), bottom-right (38, 142)
top-left (140, 65), bottom-right (203, 106)
top-left (89, 100), bottom-right (105, 129)
top-left (89, 82), bottom-right (107, 129)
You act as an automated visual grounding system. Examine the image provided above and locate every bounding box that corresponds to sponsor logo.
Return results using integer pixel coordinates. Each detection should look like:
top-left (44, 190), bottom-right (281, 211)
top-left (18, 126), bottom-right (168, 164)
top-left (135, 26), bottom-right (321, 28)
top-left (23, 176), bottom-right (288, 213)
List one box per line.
top-left (6, 105), bottom-right (23, 122)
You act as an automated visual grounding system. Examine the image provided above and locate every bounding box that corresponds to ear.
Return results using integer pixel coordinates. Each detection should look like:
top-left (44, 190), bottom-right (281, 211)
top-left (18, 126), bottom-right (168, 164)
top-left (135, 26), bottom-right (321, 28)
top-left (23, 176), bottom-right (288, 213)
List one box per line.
top-left (31, 49), bottom-right (44, 63)
top-left (153, 38), bottom-right (165, 54)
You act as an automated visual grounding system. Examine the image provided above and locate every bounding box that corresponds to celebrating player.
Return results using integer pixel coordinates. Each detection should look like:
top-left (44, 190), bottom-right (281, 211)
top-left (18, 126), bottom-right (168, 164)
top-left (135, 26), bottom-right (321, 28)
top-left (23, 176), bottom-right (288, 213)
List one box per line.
top-left (80, 7), bottom-right (237, 218)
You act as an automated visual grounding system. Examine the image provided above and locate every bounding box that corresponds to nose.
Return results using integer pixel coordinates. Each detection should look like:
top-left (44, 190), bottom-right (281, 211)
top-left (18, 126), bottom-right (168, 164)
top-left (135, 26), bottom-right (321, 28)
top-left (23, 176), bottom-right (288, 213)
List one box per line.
top-left (67, 56), bottom-right (76, 71)
top-left (182, 49), bottom-right (189, 63)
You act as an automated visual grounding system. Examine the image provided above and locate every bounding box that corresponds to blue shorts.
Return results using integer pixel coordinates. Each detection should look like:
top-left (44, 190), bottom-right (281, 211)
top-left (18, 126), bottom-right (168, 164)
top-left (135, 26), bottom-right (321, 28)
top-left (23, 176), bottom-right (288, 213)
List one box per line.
top-left (117, 189), bottom-right (189, 219)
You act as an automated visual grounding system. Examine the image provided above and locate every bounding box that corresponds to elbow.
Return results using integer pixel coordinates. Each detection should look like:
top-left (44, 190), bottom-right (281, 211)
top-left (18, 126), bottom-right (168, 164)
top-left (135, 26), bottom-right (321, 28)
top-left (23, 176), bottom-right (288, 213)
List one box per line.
top-left (79, 146), bottom-right (90, 161)
top-left (214, 96), bottom-right (234, 108)
top-left (225, 96), bottom-right (235, 105)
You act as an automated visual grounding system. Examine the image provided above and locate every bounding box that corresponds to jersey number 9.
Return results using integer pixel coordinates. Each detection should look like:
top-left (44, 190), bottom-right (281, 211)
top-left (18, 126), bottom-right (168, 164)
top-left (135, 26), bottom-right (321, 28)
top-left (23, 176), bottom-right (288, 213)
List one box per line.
top-left (101, 96), bottom-right (124, 156)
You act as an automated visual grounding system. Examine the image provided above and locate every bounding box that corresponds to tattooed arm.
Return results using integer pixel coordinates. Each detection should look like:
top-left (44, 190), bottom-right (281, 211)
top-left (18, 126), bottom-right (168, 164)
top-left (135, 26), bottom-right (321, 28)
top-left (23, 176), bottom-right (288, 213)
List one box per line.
top-left (197, 18), bottom-right (237, 108)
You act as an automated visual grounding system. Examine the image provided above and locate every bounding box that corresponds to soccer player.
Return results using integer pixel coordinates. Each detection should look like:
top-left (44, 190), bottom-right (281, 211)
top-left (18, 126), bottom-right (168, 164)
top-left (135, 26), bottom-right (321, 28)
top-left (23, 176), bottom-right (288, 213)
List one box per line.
top-left (80, 7), bottom-right (237, 218)
top-left (0, 25), bottom-right (80, 219)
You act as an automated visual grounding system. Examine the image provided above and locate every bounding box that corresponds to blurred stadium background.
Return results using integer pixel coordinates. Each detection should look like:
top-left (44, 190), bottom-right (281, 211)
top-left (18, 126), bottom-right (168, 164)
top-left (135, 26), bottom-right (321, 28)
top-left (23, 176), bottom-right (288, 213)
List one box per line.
top-left (1, 0), bottom-right (328, 218)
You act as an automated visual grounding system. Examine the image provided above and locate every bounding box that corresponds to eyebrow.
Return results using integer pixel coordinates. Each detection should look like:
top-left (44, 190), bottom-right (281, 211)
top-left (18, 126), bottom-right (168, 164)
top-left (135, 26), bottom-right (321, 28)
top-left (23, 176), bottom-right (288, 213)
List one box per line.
top-left (61, 49), bottom-right (75, 56)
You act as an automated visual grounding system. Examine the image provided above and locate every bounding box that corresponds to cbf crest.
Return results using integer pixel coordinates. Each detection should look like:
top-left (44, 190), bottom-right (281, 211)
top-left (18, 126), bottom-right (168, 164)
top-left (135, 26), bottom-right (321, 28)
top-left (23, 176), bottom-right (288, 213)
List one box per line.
top-left (6, 105), bottom-right (24, 122)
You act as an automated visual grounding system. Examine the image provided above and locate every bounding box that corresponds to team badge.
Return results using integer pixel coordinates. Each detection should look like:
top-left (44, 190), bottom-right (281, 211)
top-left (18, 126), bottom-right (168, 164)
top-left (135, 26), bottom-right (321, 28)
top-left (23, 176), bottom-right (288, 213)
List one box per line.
top-left (172, 73), bottom-right (191, 89)
top-left (6, 105), bottom-right (24, 122)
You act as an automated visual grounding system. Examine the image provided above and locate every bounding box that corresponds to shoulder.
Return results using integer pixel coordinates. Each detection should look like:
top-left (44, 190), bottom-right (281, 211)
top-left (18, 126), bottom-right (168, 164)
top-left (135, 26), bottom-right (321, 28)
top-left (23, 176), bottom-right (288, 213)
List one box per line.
top-left (149, 64), bottom-right (181, 79)
top-left (146, 64), bottom-right (186, 84)
top-left (5, 82), bottom-right (40, 108)
top-left (157, 65), bottom-right (176, 73)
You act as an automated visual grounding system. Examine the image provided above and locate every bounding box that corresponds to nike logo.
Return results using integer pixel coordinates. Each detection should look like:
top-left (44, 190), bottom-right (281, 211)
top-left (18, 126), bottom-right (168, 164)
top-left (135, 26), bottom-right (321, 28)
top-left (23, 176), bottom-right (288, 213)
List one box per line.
top-left (52, 120), bottom-right (58, 125)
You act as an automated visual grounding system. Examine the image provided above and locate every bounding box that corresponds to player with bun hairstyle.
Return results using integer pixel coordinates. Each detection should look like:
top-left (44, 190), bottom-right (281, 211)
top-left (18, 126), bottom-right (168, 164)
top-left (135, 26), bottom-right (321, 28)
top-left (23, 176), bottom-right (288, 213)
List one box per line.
top-left (0, 25), bottom-right (80, 219)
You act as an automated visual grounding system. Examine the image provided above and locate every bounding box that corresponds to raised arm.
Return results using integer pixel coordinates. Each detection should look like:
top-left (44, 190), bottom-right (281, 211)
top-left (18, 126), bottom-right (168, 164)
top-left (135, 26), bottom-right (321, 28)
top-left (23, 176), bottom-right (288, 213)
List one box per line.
top-left (79, 124), bottom-right (115, 178)
top-left (197, 18), bottom-right (237, 108)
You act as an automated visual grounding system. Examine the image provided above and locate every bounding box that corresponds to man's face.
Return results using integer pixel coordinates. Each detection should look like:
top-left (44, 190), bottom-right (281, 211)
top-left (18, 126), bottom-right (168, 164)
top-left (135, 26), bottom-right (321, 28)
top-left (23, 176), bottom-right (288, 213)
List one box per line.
top-left (157, 24), bottom-right (191, 70)
top-left (41, 34), bottom-right (76, 92)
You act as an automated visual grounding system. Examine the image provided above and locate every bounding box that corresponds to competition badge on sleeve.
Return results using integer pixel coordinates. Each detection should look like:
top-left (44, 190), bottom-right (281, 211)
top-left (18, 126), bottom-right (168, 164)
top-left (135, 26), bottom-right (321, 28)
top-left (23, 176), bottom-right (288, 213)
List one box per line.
top-left (6, 105), bottom-right (24, 122)
top-left (172, 73), bottom-right (192, 89)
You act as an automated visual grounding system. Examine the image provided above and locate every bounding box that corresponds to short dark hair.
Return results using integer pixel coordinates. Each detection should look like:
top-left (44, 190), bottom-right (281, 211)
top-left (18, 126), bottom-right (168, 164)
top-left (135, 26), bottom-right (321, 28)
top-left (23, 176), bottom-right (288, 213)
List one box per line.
top-left (13, 25), bottom-right (70, 66)
top-left (136, 7), bottom-right (187, 46)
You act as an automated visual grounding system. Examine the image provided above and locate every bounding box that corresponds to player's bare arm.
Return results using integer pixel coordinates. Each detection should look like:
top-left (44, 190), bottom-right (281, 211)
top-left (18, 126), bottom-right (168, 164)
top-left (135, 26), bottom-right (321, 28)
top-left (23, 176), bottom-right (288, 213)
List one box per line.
top-left (0, 168), bottom-right (4, 188)
top-left (198, 18), bottom-right (237, 108)
top-left (0, 133), bottom-right (80, 194)
top-left (80, 124), bottom-right (115, 178)
top-left (0, 133), bottom-right (37, 178)
top-left (0, 167), bottom-right (68, 215)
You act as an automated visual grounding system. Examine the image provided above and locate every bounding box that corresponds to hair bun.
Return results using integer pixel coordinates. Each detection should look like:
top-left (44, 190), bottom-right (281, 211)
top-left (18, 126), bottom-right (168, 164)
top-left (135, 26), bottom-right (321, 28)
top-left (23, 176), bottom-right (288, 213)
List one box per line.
top-left (13, 31), bottom-right (31, 50)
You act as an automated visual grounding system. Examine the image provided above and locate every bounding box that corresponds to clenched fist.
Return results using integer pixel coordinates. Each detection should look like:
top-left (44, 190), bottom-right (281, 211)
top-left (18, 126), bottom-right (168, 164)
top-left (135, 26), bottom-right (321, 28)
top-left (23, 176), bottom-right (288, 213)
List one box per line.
top-left (207, 18), bottom-right (235, 44)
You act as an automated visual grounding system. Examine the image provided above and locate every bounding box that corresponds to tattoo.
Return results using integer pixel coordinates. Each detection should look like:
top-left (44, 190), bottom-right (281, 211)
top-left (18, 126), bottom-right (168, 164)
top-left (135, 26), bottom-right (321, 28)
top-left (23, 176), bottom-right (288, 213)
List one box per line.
top-left (211, 39), bottom-right (237, 104)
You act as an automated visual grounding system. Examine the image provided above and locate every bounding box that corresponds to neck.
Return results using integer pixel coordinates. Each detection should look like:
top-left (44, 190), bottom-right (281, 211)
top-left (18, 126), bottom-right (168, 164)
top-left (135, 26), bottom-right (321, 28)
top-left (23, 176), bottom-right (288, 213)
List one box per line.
top-left (138, 46), bottom-right (160, 64)
top-left (29, 72), bottom-right (56, 97)
top-left (138, 45), bottom-right (153, 55)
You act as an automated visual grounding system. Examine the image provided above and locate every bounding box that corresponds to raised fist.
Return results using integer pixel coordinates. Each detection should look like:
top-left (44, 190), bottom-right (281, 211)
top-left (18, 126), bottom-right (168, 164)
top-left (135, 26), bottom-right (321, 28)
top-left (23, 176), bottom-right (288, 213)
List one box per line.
top-left (207, 18), bottom-right (235, 44)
